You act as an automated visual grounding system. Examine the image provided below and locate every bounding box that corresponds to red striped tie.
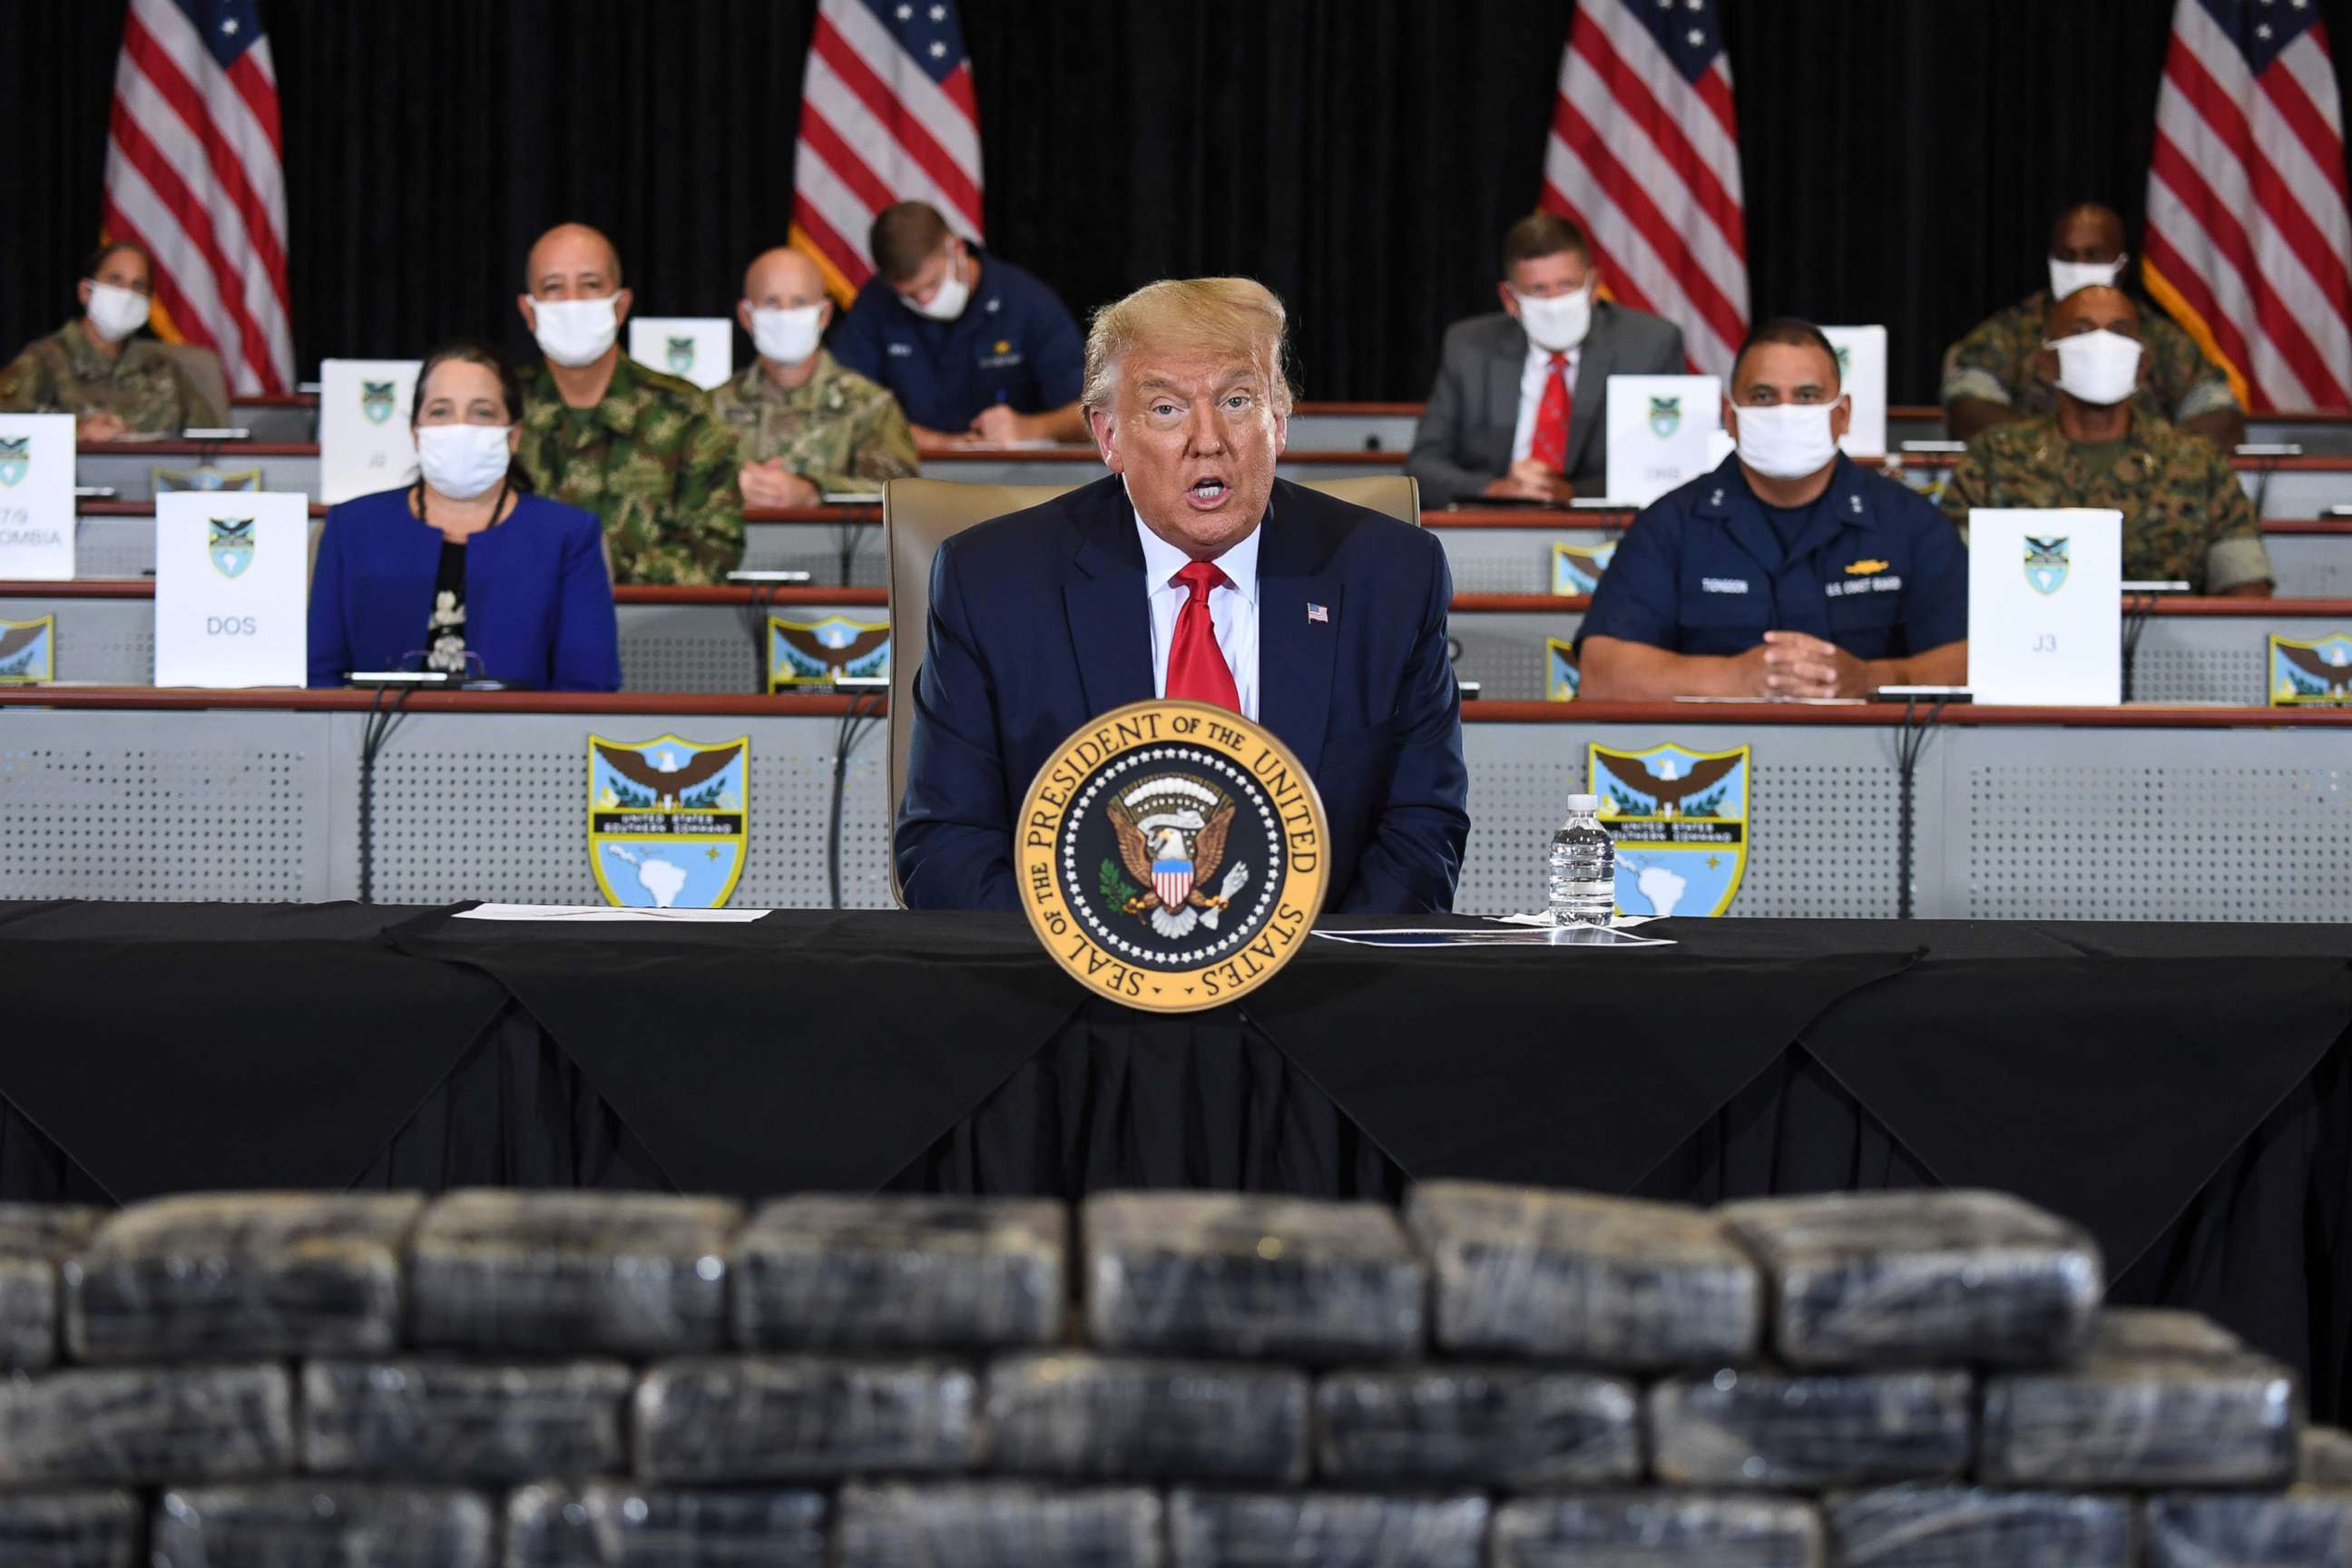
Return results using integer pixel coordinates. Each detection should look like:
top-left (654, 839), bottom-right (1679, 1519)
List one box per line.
top-left (1165, 560), bottom-right (1240, 711)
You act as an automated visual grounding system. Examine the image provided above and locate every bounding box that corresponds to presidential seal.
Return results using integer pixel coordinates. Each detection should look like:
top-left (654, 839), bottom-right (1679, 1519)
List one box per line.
top-left (1018, 699), bottom-right (1328, 1014)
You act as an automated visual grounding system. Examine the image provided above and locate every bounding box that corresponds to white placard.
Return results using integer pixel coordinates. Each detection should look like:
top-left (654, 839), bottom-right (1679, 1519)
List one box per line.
top-left (0, 414), bottom-right (75, 581)
top-left (629, 318), bottom-right (733, 390)
top-left (1965, 508), bottom-right (2122, 706)
top-left (1605, 374), bottom-right (1722, 507)
top-left (1822, 325), bottom-right (1888, 459)
top-left (153, 491), bottom-right (309, 688)
top-left (318, 358), bottom-right (420, 505)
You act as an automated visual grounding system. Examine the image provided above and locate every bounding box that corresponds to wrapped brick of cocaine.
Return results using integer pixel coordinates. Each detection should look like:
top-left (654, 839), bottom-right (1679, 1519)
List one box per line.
top-left (1490, 1492), bottom-right (1825, 1568)
top-left (0, 1364), bottom-right (291, 1485)
top-left (1166, 1488), bottom-right (1488, 1568)
top-left (0, 1489), bottom-right (139, 1568)
top-left (1315, 1365), bottom-right (1641, 1487)
top-left (0, 1205), bottom-right (106, 1371)
top-left (1826, 1484), bottom-right (2134, 1568)
top-left (151, 1482), bottom-right (495, 1568)
top-left (985, 1353), bottom-right (1308, 1484)
top-left (301, 1358), bottom-right (633, 1482)
top-left (632, 1356), bottom-right (978, 1483)
top-left (1981, 1347), bottom-right (2301, 1488)
top-left (833, 1481), bottom-right (1161, 1568)
top-left (505, 1481), bottom-right (828, 1568)
top-left (1649, 1367), bottom-right (1975, 1490)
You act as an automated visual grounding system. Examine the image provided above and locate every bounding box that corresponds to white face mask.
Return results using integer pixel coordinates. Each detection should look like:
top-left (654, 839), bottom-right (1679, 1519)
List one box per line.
top-left (2049, 254), bottom-right (2126, 301)
top-left (416, 423), bottom-right (514, 501)
top-left (1734, 402), bottom-right (1842, 481)
top-left (750, 303), bottom-right (825, 366)
top-left (531, 295), bottom-right (620, 368)
top-left (85, 281), bottom-right (152, 344)
top-left (1514, 283), bottom-right (1593, 353)
top-left (2044, 328), bottom-right (2143, 406)
top-left (907, 249), bottom-right (969, 322)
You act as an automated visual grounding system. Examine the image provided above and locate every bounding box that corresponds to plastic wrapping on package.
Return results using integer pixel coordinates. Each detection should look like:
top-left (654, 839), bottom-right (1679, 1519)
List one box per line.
top-left (1314, 1365), bottom-right (1640, 1486)
top-left (1490, 1492), bottom-right (1825, 1568)
top-left (2304, 1427), bottom-right (2352, 1489)
top-left (1980, 1349), bottom-right (2301, 1487)
top-left (0, 1489), bottom-right (139, 1568)
top-left (410, 1191), bottom-right (740, 1357)
top-left (0, 1207), bottom-right (105, 1371)
top-left (1406, 1181), bottom-right (1760, 1368)
top-left (1825, 1484), bottom-right (2134, 1567)
top-left (1650, 1368), bottom-right (1974, 1490)
top-left (0, 1363), bottom-right (291, 1485)
top-left (632, 1356), bottom-right (978, 1483)
top-left (1083, 1194), bottom-right (1423, 1364)
top-left (731, 1196), bottom-right (1064, 1353)
top-left (65, 1193), bottom-right (418, 1363)
top-left (505, 1481), bottom-right (827, 1568)
top-left (151, 1482), bottom-right (495, 1567)
top-left (1720, 1191), bottom-right (2102, 1370)
top-left (2088, 1307), bottom-right (2240, 1359)
top-left (2143, 1492), bottom-right (2352, 1568)
top-left (301, 1358), bottom-right (632, 1482)
top-left (834, 1482), bottom-right (1161, 1568)
top-left (1165, 1489), bottom-right (1488, 1568)
top-left (984, 1354), bottom-right (1307, 1484)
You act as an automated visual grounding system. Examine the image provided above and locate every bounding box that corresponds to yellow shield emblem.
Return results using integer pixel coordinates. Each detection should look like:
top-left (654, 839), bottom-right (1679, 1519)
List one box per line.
top-left (587, 734), bottom-right (750, 907)
top-left (1586, 740), bottom-right (1752, 917)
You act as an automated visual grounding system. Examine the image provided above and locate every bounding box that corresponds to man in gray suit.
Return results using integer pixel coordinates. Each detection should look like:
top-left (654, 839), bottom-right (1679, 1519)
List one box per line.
top-left (1407, 212), bottom-right (1686, 507)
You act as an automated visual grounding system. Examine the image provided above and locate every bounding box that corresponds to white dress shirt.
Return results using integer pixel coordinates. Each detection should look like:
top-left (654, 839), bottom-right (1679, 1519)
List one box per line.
top-left (1136, 509), bottom-right (1261, 720)
top-left (1509, 342), bottom-right (1581, 464)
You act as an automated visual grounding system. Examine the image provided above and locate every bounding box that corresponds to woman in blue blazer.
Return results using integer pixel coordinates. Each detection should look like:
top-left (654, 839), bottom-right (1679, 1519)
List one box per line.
top-left (308, 341), bottom-right (622, 690)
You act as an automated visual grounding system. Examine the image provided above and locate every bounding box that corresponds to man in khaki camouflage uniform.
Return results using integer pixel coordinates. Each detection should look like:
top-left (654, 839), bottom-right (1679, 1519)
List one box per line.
top-left (514, 223), bottom-right (742, 585)
top-left (710, 247), bottom-right (917, 507)
top-left (0, 241), bottom-right (210, 440)
top-left (1942, 285), bottom-right (2272, 595)
top-left (1944, 202), bottom-right (2243, 448)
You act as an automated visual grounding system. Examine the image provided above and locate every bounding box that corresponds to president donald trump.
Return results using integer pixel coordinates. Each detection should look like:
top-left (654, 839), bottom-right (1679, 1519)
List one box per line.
top-left (895, 278), bottom-right (1469, 911)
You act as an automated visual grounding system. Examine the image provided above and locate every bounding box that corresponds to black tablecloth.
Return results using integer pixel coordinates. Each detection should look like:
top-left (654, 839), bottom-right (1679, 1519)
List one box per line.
top-left (0, 903), bottom-right (2345, 1416)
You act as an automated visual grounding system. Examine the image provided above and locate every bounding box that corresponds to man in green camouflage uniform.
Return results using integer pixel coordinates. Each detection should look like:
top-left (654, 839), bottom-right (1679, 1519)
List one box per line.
top-left (0, 241), bottom-right (209, 440)
top-left (1942, 286), bottom-right (2271, 595)
top-left (514, 223), bottom-right (742, 585)
top-left (710, 247), bottom-right (917, 506)
top-left (1943, 202), bottom-right (2243, 448)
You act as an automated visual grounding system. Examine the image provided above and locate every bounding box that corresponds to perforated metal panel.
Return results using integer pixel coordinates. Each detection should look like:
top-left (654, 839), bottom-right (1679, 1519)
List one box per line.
top-left (617, 606), bottom-right (762, 694)
top-left (0, 711), bottom-right (328, 899)
top-left (1948, 730), bottom-right (2352, 921)
top-left (1450, 612), bottom-right (1583, 702)
top-left (2268, 535), bottom-right (2352, 598)
top-left (349, 712), bottom-right (894, 908)
top-left (1433, 526), bottom-right (1616, 595)
top-left (0, 598), bottom-right (152, 683)
top-left (739, 520), bottom-right (884, 585)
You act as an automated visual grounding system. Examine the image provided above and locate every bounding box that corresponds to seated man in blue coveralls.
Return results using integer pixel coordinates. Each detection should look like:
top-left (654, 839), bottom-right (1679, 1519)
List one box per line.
top-left (828, 201), bottom-right (1086, 446)
top-left (1578, 318), bottom-right (1968, 700)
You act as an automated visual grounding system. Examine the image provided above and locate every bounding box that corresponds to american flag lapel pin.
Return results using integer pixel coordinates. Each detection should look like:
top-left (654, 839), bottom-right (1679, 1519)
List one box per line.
top-left (1307, 603), bottom-right (1329, 624)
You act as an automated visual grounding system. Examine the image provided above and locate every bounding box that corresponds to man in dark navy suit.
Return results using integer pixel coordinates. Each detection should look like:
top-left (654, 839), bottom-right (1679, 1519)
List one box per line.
top-left (895, 277), bottom-right (1469, 913)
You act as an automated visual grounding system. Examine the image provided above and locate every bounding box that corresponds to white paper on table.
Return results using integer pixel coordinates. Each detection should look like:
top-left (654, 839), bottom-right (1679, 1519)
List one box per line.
top-left (1312, 926), bottom-right (1675, 949)
top-left (456, 904), bottom-right (771, 923)
top-left (0, 414), bottom-right (75, 581)
top-left (152, 490), bottom-right (308, 687)
top-left (1822, 325), bottom-right (1888, 458)
top-left (1605, 374), bottom-right (1722, 507)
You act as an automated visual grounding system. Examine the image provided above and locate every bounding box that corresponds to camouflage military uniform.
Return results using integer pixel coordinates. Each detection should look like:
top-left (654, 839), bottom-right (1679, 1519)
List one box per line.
top-left (709, 351), bottom-right (918, 495)
top-left (517, 358), bottom-right (743, 586)
top-left (0, 321), bottom-right (205, 437)
top-left (1941, 290), bottom-right (2239, 429)
top-left (1941, 414), bottom-right (2272, 591)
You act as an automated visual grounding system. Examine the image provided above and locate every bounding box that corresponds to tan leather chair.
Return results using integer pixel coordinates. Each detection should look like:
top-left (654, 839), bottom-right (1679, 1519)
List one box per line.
top-left (881, 472), bottom-right (1420, 904)
top-left (152, 341), bottom-right (230, 428)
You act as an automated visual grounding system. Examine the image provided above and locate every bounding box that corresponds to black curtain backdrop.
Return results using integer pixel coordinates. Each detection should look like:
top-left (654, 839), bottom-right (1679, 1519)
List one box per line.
top-left (11, 0), bottom-right (2352, 405)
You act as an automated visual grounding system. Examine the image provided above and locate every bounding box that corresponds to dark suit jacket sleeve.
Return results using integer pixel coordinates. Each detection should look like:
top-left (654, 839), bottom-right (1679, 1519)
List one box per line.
top-left (1644, 315), bottom-right (1688, 373)
top-left (894, 534), bottom-right (1020, 910)
top-left (1332, 531), bottom-right (1471, 914)
top-left (1404, 327), bottom-right (1495, 510)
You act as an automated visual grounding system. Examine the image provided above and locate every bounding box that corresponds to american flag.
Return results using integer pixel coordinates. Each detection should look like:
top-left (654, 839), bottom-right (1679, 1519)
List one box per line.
top-left (1540, 0), bottom-right (1749, 377)
top-left (101, 0), bottom-right (293, 397)
top-left (789, 0), bottom-right (985, 303)
top-left (2144, 0), bottom-right (2352, 413)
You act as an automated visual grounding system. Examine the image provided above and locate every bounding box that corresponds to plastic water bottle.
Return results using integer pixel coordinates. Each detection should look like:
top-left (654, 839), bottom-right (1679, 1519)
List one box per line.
top-left (1547, 793), bottom-right (1617, 927)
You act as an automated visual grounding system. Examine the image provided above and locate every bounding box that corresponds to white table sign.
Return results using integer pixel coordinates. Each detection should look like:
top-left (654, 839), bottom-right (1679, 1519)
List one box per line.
top-left (319, 358), bottom-right (420, 505)
top-left (154, 491), bottom-right (309, 688)
top-left (1822, 325), bottom-right (1888, 459)
top-left (1966, 507), bottom-right (2122, 706)
top-left (0, 414), bottom-right (75, 581)
top-left (629, 318), bottom-right (733, 390)
top-left (1605, 374), bottom-right (1721, 507)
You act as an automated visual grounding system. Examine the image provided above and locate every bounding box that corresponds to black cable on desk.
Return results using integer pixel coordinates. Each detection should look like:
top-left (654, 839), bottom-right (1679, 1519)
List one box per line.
top-left (1893, 695), bottom-right (1949, 921)
top-left (2121, 590), bottom-right (2157, 703)
top-left (355, 681), bottom-right (417, 904)
top-left (828, 689), bottom-right (887, 909)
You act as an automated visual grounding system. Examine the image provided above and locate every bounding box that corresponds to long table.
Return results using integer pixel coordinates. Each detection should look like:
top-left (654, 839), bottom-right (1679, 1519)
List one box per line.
top-left (1, 899), bottom-right (2345, 1421)
top-left (9, 577), bottom-right (2348, 709)
top-left (0, 691), bottom-right (2345, 923)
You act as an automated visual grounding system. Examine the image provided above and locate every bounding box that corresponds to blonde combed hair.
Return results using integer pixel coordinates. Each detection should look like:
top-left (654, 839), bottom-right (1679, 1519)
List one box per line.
top-left (1081, 278), bottom-right (1297, 422)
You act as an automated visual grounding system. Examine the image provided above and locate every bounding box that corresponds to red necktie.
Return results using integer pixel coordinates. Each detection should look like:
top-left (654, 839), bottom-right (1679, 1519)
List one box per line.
top-left (1529, 350), bottom-right (1573, 474)
top-left (1165, 560), bottom-right (1240, 711)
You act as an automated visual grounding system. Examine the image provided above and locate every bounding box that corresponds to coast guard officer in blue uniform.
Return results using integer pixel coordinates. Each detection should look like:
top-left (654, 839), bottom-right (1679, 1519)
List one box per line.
top-left (1578, 318), bottom-right (1968, 700)
top-left (829, 201), bottom-right (1085, 446)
